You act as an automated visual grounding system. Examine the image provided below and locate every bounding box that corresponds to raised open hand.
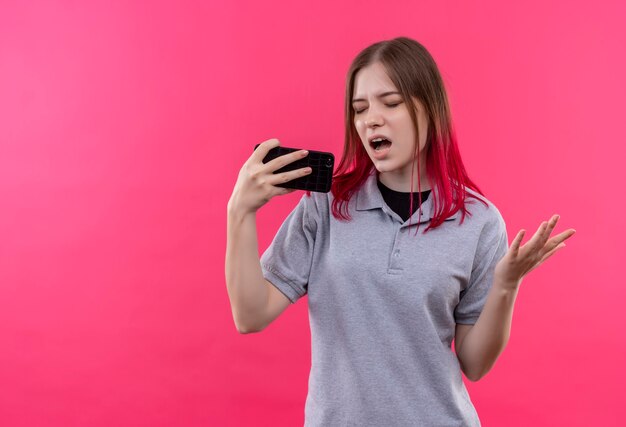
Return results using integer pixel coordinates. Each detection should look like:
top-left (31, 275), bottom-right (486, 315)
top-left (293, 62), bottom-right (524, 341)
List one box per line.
top-left (494, 214), bottom-right (576, 289)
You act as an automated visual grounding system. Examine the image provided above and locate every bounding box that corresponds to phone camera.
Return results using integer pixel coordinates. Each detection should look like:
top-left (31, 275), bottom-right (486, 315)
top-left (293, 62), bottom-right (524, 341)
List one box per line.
top-left (325, 158), bottom-right (333, 167)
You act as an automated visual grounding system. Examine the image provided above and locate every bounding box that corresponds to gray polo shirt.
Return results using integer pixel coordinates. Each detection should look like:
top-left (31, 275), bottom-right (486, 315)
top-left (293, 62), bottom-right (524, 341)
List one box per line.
top-left (260, 169), bottom-right (508, 426)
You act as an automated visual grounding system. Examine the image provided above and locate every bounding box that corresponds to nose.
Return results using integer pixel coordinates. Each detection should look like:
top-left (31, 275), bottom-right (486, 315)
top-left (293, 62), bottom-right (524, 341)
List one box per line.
top-left (365, 118), bottom-right (380, 127)
top-left (364, 110), bottom-right (383, 128)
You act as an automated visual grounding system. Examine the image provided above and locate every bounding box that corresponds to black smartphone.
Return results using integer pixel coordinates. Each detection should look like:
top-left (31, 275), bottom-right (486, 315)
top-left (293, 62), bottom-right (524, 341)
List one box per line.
top-left (253, 144), bottom-right (334, 193)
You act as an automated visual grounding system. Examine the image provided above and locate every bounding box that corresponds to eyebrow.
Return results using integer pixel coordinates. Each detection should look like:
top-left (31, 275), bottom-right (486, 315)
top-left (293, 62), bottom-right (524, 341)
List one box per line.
top-left (351, 91), bottom-right (401, 103)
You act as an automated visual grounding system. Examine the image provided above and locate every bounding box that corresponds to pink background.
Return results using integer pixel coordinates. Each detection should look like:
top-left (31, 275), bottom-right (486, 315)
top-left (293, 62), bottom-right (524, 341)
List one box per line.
top-left (1, 0), bottom-right (624, 426)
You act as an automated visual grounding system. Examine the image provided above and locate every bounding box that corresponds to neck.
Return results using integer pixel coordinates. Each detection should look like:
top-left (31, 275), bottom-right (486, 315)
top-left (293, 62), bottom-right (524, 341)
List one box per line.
top-left (377, 171), bottom-right (431, 193)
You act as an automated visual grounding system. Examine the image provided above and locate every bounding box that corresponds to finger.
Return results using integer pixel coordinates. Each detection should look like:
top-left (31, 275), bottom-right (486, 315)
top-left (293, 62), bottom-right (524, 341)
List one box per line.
top-left (556, 228), bottom-right (577, 241)
top-left (541, 214), bottom-right (560, 242)
top-left (265, 148), bottom-right (309, 173)
top-left (511, 229), bottom-right (526, 257)
top-left (535, 242), bottom-right (566, 267)
top-left (268, 166), bottom-right (313, 186)
top-left (252, 138), bottom-right (281, 163)
top-left (527, 221), bottom-right (549, 250)
top-left (533, 217), bottom-right (561, 249)
top-left (546, 228), bottom-right (577, 248)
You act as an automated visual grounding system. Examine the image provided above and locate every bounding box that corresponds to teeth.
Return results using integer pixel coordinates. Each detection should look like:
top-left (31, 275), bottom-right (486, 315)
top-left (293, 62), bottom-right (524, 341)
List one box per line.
top-left (371, 137), bottom-right (391, 152)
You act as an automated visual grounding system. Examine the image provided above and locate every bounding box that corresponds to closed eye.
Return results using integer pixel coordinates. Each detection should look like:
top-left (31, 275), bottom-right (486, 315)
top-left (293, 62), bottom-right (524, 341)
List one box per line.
top-left (354, 102), bottom-right (402, 114)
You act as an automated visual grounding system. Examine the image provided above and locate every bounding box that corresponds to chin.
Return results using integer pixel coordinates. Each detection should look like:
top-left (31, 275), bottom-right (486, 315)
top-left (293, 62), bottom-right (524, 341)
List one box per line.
top-left (371, 161), bottom-right (397, 174)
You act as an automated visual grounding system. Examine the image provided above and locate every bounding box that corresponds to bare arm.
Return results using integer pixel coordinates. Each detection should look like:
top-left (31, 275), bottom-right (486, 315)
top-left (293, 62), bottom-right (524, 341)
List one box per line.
top-left (457, 215), bottom-right (575, 381)
top-left (455, 278), bottom-right (519, 381)
top-left (224, 138), bottom-right (311, 333)
top-left (225, 207), bottom-right (293, 333)
top-left (225, 208), bottom-right (269, 333)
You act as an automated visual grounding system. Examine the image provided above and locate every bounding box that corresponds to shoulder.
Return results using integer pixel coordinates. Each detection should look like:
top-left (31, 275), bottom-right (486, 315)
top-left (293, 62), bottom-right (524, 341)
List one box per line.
top-left (461, 187), bottom-right (507, 236)
top-left (299, 190), bottom-right (332, 222)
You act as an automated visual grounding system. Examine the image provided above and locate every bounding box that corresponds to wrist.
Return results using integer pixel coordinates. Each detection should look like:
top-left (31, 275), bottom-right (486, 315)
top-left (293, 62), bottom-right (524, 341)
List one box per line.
top-left (494, 275), bottom-right (522, 293)
top-left (227, 198), bottom-right (255, 222)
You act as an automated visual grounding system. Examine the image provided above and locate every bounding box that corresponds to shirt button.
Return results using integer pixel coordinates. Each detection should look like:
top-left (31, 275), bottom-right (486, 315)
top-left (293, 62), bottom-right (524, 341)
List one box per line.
top-left (394, 251), bottom-right (400, 257)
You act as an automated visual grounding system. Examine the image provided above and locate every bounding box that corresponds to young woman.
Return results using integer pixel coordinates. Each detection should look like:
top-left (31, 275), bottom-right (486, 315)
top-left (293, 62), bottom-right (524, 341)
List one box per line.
top-left (225, 37), bottom-right (575, 426)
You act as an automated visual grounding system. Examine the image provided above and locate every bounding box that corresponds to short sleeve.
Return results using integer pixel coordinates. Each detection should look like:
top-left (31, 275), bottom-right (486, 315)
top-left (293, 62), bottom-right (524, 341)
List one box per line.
top-left (260, 193), bottom-right (319, 304)
top-left (454, 211), bottom-right (509, 324)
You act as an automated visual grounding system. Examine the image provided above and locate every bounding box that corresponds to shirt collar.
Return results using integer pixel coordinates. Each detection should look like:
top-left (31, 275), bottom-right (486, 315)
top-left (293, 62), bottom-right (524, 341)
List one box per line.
top-left (355, 169), bottom-right (460, 224)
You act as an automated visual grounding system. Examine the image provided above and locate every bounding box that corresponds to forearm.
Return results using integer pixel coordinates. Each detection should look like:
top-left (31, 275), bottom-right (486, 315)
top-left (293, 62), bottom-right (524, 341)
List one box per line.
top-left (225, 203), bottom-right (268, 332)
top-left (457, 277), bottom-right (521, 381)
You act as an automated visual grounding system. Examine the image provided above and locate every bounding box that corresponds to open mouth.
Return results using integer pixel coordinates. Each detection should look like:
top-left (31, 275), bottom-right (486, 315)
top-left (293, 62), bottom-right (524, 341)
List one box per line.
top-left (370, 138), bottom-right (392, 151)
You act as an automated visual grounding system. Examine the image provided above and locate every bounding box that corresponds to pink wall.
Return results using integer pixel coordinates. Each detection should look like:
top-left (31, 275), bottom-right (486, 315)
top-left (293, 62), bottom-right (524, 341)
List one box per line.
top-left (1, 0), bottom-right (624, 426)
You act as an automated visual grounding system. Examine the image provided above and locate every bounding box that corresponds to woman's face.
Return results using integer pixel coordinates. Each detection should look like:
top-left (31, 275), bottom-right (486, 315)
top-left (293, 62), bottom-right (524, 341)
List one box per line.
top-left (352, 61), bottom-right (430, 191)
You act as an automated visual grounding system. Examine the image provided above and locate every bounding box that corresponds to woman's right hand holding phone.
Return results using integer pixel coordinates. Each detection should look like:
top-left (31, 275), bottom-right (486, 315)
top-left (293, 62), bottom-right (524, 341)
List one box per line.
top-left (227, 138), bottom-right (312, 215)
